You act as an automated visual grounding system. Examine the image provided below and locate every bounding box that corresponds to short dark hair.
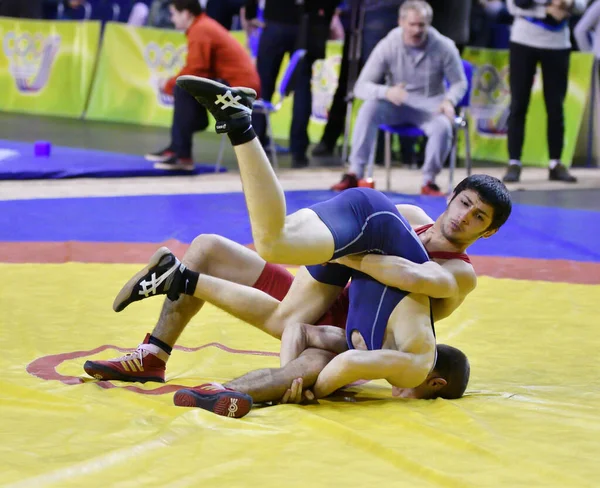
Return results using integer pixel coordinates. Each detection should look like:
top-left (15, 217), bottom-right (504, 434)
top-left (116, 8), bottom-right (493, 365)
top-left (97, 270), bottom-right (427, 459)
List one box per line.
top-left (170, 0), bottom-right (203, 16)
top-left (451, 174), bottom-right (512, 231)
top-left (431, 344), bottom-right (470, 399)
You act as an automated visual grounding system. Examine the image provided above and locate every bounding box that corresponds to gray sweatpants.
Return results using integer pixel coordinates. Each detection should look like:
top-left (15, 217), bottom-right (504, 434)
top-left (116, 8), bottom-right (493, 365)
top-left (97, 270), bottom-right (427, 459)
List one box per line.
top-left (349, 99), bottom-right (454, 185)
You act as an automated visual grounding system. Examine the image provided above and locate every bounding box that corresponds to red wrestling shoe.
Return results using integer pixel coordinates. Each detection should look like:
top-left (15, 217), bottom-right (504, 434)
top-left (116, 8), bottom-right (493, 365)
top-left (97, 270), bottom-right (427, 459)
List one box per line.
top-left (83, 334), bottom-right (168, 383)
top-left (173, 383), bottom-right (253, 418)
top-left (331, 173), bottom-right (358, 191)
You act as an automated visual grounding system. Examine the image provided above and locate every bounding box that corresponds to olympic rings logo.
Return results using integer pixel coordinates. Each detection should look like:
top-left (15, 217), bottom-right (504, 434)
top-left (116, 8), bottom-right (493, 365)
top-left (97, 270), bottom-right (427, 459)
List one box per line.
top-left (3, 31), bottom-right (60, 61)
top-left (143, 42), bottom-right (187, 72)
top-left (3, 31), bottom-right (61, 93)
top-left (473, 64), bottom-right (509, 105)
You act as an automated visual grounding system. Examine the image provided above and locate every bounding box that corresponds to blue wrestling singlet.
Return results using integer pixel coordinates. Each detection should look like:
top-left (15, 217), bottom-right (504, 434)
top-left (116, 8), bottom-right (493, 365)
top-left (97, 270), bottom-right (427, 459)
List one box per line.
top-left (306, 188), bottom-right (432, 350)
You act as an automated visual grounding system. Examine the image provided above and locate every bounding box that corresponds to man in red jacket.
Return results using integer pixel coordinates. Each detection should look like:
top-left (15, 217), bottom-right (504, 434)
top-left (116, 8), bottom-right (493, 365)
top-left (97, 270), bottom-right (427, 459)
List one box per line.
top-left (146, 0), bottom-right (261, 171)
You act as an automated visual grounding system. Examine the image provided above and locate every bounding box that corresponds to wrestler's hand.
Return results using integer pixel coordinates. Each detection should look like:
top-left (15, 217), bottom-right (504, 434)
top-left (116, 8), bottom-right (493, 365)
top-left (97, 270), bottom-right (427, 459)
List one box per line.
top-left (280, 378), bottom-right (315, 404)
top-left (329, 255), bottom-right (363, 270)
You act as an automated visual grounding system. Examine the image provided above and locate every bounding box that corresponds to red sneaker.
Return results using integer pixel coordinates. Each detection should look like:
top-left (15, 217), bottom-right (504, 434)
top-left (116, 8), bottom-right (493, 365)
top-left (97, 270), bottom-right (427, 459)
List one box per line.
top-left (421, 182), bottom-right (445, 196)
top-left (83, 334), bottom-right (168, 383)
top-left (153, 156), bottom-right (195, 171)
top-left (331, 173), bottom-right (358, 192)
top-left (358, 178), bottom-right (375, 189)
top-left (145, 148), bottom-right (175, 162)
top-left (173, 383), bottom-right (253, 418)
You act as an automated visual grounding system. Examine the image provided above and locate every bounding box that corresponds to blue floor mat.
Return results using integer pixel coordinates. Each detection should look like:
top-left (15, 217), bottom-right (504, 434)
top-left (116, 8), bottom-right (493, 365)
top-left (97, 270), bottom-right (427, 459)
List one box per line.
top-left (0, 140), bottom-right (226, 179)
top-left (1, 190), bottom-right (599, 262)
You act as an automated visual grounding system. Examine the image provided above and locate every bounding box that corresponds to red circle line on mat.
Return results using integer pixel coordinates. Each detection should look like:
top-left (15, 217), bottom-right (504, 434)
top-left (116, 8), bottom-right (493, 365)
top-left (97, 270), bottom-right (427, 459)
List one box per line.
top-left (26, 343), bottom-right (279, 396)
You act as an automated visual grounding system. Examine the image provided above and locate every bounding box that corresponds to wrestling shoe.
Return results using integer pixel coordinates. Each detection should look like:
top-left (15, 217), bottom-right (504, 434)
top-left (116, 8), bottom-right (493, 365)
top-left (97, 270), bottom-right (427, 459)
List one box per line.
top-left (83, 334), bottom-right (168, 383)
top-left (173, 383), bottom-right (253, 418)
top-left (112, 247), bottom-right (183, 313)
top-left (176, 76), bottom-right (256, 134)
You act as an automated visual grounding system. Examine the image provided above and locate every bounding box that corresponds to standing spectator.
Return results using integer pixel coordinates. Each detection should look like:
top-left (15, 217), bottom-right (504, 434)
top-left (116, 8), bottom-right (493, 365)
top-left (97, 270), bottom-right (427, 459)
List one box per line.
top-left (330, 0), bottom-right (467, 196)
top-left (574, 1), bottom-right (600, 59)
top-left (206, 0), bottom-right (247, 29)
top-left (503, 0), bottom-right (586, 183)
top-left (146, 0), bottom-right (260, 170)
top-left (0, 0), bottom-right (43, 18)
top-left (245, 0), bottom-right (340, 168)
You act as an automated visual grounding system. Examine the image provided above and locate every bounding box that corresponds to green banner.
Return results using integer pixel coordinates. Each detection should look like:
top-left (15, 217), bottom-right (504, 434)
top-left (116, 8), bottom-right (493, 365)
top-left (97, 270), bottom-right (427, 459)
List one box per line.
top-left (462, 48), bottom-right (594, 167)
top-left (86, 22), bottom-right (187, 126)
top-left (0, 18), bottom-right (100, 118)
top-left (86, 25), bottom-right (342, 141)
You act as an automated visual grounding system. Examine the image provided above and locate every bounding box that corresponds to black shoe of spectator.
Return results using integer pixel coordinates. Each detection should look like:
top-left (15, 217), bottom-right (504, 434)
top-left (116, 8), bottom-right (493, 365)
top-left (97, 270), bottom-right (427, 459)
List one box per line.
top-left (502, 164), bottom-right (521, 183)
top-left (549, 163), bottom-right (577, 183)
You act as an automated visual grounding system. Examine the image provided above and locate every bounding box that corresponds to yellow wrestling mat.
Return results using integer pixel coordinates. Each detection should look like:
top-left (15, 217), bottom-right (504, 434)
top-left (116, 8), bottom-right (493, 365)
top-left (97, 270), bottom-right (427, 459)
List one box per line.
top-left (1, 263), bottom-right (599, 487)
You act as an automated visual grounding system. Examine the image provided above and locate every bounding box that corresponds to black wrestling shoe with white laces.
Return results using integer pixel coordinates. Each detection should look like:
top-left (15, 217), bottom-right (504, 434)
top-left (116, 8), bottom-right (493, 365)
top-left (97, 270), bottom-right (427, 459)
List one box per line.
top-left (176, 76), bottom-right (256, 134)
top-left (112, 247), bottom-right (183, 312)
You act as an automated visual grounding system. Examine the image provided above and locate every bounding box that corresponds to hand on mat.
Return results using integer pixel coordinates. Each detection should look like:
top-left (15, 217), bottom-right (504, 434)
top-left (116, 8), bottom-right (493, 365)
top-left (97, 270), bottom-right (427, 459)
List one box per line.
top-left (280, 378), bottom-right (315, 404)
top-left (386, 83), bottom-right (408, 106)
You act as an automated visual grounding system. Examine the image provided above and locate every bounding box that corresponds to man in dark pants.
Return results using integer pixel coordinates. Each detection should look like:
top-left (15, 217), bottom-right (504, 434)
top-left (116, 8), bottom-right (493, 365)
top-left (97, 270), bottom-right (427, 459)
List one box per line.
top-left (205, 0), bottom-right (246, 29)
top-left (502, 0), bottom-right (584, 183)
top-left (145, 0), bottom-right (260, 171)
top-left (0, 0), bottom-right (43, 18)
top-left (245, 0), bottom-right (340, 168)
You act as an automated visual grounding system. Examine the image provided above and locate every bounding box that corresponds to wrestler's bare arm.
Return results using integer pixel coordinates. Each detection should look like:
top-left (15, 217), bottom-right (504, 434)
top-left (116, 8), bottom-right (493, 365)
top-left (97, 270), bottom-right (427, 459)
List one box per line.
top-left (224, 348), bottom-right (336, 404)
top-left (333, 254), bottom-right (476, 300)
top-left (395, 204), bottom-right (434, 227)
top-left (279, 323), bottom-right (348, 367)
top-left (311, 348), bottom-right (433, 399)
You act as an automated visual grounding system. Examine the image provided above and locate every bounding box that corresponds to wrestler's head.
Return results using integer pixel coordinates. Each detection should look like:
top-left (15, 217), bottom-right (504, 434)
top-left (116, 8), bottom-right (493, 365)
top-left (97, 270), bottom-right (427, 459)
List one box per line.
top-left (169, 0), bottom-right (203, 31)
top-left (441, 174), bottom-right (512, 244)
top-left (392, 344), bottom-right (470, 399)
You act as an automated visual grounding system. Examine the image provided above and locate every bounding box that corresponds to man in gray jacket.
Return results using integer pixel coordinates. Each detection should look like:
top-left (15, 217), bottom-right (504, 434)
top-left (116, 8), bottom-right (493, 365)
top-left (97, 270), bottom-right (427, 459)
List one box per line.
top-left (331, 0), bottom-right (467, 196)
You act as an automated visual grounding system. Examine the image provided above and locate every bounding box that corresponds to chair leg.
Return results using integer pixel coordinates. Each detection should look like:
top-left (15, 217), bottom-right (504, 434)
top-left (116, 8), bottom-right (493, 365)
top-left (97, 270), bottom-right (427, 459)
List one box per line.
top-left (265, 113), bottom-right (278, 170)
top-left (449, 129), bottom-right (457, 192)
top-left (464, 122), bottom-right (472, 177)
top-left (215, 134), bottom-right (226, 173)
top-left (384, 131), bottom-right (392, 192)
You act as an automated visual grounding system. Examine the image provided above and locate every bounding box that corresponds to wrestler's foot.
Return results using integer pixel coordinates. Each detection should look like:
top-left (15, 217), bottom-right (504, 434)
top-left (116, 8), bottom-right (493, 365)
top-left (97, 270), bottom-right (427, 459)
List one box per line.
top-left (176, 76), bottom-right (256, 134)
top-left (173, 383), bottom-right (253, 418)
top-left (83, 334), bottom-right (168, 383)
top-left (113, 247), bottom-right (183, 312)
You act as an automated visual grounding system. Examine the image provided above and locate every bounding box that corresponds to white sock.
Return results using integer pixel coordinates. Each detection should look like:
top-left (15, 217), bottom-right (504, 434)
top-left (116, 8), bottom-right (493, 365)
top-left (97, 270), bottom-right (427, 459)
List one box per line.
top-left (549, 159), bottom-right (560, 170)
top-left (509, 159), bottom-right (521, 166)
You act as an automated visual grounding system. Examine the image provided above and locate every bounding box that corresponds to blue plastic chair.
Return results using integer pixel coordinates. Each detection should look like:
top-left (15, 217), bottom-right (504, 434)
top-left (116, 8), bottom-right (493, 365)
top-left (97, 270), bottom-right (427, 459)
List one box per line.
top-left (216, 49), bottom-right (307, 171)
top-left (375, 59), bottom-right (474, 192)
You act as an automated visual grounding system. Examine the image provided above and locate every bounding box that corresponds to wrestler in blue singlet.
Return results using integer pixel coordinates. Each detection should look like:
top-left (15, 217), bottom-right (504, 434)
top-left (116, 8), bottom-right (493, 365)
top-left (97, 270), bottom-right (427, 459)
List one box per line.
top-left (306, 188), bottom-right (433, 350)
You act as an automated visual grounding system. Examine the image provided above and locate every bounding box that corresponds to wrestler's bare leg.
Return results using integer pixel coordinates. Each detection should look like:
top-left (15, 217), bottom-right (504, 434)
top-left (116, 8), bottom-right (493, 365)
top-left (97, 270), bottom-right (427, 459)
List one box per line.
top-left (190, 267), bottom-right (344, 339)
top-left (131, 235), bottom-right (267, 348)
top-left (232, 139), bottom-right (335, 265)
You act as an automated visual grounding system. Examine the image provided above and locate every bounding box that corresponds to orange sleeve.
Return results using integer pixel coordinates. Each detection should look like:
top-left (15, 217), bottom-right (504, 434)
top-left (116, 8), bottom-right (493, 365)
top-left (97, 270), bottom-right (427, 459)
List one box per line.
top-left (164, 35), bottom-right (213, 96)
